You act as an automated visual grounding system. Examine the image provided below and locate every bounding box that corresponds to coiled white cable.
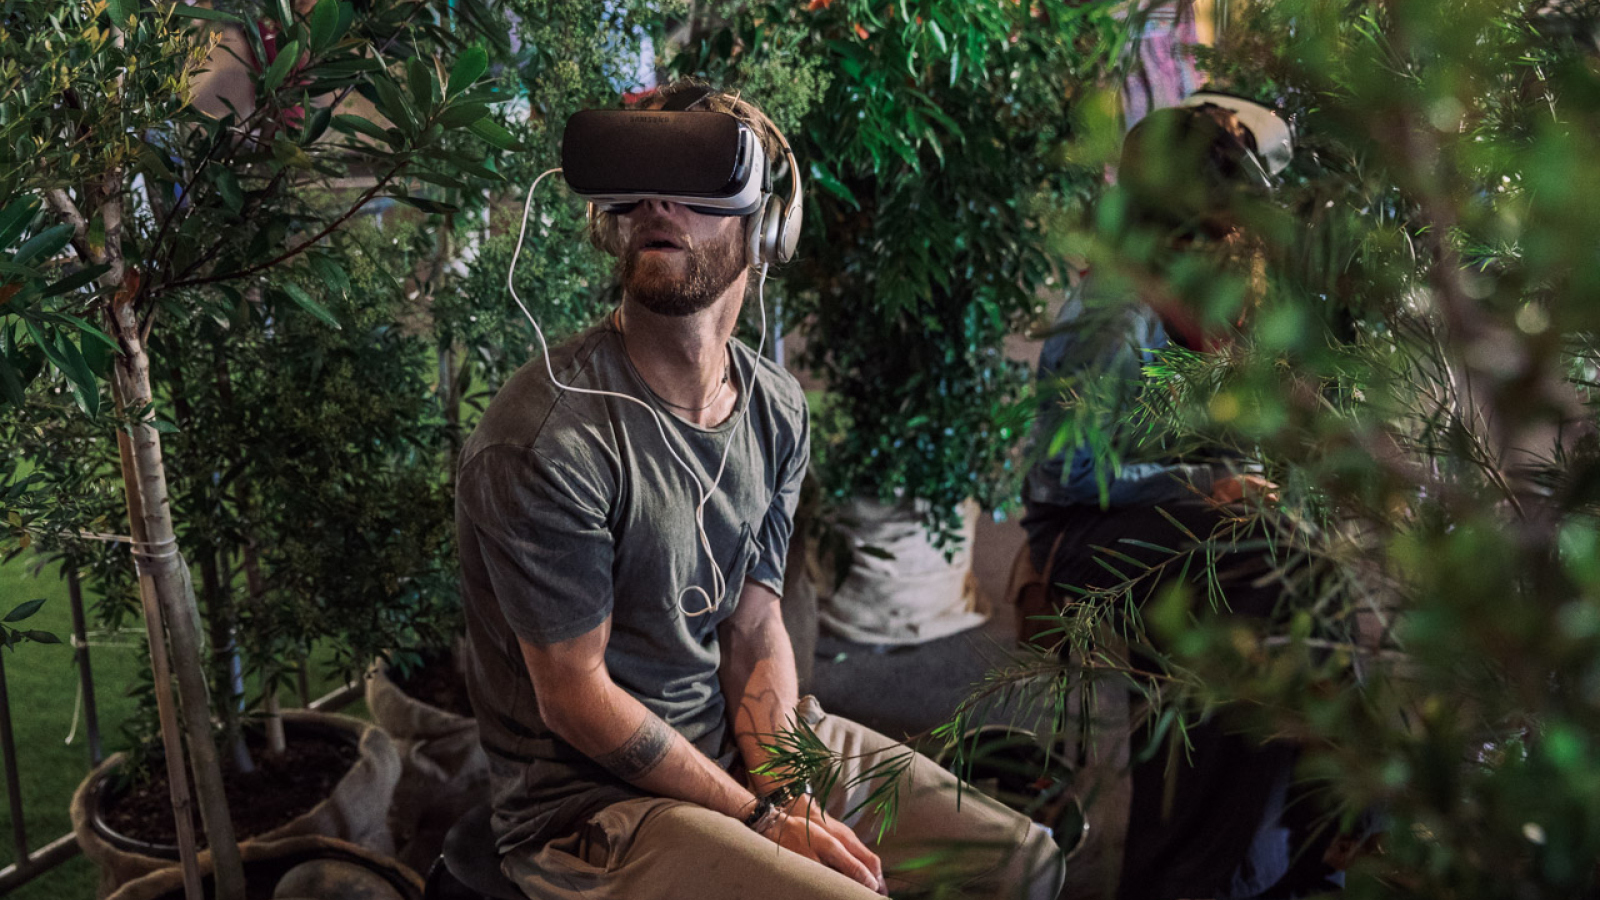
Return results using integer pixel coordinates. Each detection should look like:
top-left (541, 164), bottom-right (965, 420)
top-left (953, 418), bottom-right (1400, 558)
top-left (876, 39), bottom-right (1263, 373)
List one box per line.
top-left (507, 168), bottom-right (768, 617)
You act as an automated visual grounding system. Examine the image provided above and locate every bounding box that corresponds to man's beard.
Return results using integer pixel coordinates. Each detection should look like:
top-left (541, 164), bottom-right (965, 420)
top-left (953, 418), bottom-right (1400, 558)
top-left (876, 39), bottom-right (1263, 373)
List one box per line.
top-left (620, 225), bottom-right (745, 317)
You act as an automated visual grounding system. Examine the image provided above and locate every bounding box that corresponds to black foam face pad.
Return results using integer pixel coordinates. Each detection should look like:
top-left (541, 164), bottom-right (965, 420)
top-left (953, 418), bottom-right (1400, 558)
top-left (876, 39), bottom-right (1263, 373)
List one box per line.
top-left (562, 110), bottom-right (752, 198)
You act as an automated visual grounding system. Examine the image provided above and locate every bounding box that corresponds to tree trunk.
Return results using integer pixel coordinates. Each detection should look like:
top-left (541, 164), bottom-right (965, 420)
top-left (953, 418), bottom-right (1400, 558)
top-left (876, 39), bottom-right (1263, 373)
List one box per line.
top-left (107, 287), bottom-right (248, 900)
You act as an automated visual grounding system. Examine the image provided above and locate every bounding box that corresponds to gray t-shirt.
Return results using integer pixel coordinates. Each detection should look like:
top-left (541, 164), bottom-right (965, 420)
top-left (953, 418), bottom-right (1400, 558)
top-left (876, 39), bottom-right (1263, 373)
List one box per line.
top-left (455, 314), bottom-right (809, 852)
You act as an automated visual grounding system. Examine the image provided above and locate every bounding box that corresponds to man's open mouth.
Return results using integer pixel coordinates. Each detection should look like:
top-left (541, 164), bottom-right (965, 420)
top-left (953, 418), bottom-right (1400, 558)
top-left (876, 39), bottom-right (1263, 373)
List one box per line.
top-left (636, 231), bottom-right (685, 252)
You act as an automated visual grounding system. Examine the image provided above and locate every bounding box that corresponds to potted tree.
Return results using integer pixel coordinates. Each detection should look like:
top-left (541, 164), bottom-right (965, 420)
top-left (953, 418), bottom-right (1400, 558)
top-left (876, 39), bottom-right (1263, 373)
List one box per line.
top-left (2, 0), bottom-right (517, 894)
top-left (678, 0), bottom-right (1125, 644)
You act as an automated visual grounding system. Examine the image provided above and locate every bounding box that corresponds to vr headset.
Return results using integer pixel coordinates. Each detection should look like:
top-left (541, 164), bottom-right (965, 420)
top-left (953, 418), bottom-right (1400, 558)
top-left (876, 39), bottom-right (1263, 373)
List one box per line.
top-left (562, 109), bottom-right (770, 217)
top-left (560, 87), bottom-right (805, 265)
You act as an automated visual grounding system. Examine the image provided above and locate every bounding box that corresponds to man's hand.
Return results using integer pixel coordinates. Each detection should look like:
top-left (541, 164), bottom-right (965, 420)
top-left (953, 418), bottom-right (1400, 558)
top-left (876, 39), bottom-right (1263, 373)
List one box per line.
top-left (759, 796), bottom-right (887, 895)
top-left (1211, 473), bottom-right (1278, 505)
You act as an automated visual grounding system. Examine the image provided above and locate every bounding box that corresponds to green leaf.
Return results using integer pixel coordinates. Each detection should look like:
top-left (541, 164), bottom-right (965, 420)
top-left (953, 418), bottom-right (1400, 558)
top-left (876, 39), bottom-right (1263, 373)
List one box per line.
top-left (278, 284), bottom-right (342, 330)
top-left (0, 349), bottom-right (26, 407)
top-left (808, 161), bottom-right (859, 209)
top-left (274, 0), bottom-right (293, 27)
top-left (466, 117), bottom-right (521, 151)
top-left (406, 57), bottom-right (438, 114)
top-left (393, 195), bottom-right (460, 215)
top-left (447, 45), bottom-right (488, 97)
top-left (170, 3), bottom-right (242, 23)
top-left (0, 198), bottom-right (40, 250)
top-left (12, 224), bottom-right (74, 268)
top-left (264, 39), bottom-right (301, 93)
top-left (39, 264), bottom-right (109, 299)
top-left (372, 75), bottom-right (417, 135)
top-left (307, 255), bottom-right (349, 295)
top-left (334, 113), bottom-right (396, 145)
top-left (4, 598), bottom-right (45, 623)
top-left (302, 104), bottom-right (333, 144)
top-left (57, 334), bottom-right (99, 418)
top-left (409, 169), bottom-right (467, 190)
top-left (21, 630), bottom-right (61, 645)
top-left (308, 0), bottom-right (339, 51)
top-left (106, 0), bottom-right (137, 26)
top-left (436, 103), bottom-right (489, 129)
top-left (215, 169), bottom-right (244, 214)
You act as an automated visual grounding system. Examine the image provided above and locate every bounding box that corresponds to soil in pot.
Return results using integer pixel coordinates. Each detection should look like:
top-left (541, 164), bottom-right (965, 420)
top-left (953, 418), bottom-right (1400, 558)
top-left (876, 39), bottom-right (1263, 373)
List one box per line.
top-left (101, 724), bottom-right (359, 847)
top-left (391, 649), bottom-right (472, 718)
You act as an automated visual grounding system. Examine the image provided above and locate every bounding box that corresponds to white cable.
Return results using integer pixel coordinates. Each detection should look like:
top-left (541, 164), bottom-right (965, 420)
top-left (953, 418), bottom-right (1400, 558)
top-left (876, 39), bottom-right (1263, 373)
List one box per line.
top-left (507, 169), bottom-right (768, 617)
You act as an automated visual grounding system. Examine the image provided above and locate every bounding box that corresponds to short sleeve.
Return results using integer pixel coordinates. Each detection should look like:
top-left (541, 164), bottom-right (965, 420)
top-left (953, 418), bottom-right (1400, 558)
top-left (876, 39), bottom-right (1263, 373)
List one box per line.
top-left (746, 402), bottom-right (809, 596)
top-left (457, 444), bottom-right (615, 645)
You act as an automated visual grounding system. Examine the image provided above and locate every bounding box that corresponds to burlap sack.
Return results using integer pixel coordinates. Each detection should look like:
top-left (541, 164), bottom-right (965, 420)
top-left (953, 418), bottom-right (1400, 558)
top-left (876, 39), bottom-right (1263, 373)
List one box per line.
top-left (815, 497), bottom-right (990, 645)
top-left (365, 654), bottom-right (488, 873)
top-left (104, 834), bottom-right (422, 900)
top-left (72, 710), bottom-right (401, 898)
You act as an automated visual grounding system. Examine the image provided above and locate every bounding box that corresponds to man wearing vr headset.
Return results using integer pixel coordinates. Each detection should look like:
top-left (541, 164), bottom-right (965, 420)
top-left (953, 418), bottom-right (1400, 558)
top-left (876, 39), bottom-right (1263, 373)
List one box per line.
top-left (457, 81), bottom-right (1063, 900)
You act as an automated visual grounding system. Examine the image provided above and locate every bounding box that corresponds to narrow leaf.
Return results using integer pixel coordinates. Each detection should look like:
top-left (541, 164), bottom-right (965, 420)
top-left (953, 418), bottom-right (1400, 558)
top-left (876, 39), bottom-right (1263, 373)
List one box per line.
top-left (215, 169), bottom-right (244, 214)
top-left (466, 117), bottom-right (521, 151)
top-left (171, 4), bottom-right (242, 23)
top-left (4, 598), bottom-right (45, 623)
top-left (22, 630), bottom-right (62, 645)
top-left (436, 103), bottom-right (489, 129)
top-left (393, 195), bottom-right (460, 215)
top-left (334, 113), bottom-right (396, 145)
top-left (12, 223), bottom-right (74, 268)
top-left (0, 349), bottom-right (26, 407)
top-left (39, 263), bottom-right (110, 299)
top-left (264, 39), bottom-right (300, 93)
top-left (279, 284), bottom-right (342, 330)
top-left (0, 198), bottom-right (40, 250)
top-left (308, 0), bottom-right (338, 51)
top-left (447, 45), bottom-right (488, 97)
top-left (106, 0), bottom-right (137, 26)
top-left (406, 57), bottom-right (438, 114)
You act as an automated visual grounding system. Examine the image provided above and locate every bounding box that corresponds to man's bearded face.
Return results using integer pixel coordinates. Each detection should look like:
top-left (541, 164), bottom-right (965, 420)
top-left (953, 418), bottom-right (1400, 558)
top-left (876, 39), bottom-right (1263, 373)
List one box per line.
top-left (618, 208), bottom-right (747, 317)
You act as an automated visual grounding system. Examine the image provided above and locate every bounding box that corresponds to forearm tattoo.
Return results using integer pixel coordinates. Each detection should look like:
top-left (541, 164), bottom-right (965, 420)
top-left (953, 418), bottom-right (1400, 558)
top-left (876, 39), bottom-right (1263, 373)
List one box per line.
top-left (593, 715), bottom-right (674, 781)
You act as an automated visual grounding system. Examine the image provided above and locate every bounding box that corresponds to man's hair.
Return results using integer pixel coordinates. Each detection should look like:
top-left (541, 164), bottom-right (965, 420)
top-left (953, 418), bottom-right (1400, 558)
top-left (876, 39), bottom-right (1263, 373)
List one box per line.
top-left (587, 79), bottom-right (784, 259)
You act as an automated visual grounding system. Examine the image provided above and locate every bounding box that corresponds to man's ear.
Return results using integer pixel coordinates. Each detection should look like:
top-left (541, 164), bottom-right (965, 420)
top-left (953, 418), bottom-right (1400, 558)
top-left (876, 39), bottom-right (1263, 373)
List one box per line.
top-left (589, 205), bottom-right (623, 256)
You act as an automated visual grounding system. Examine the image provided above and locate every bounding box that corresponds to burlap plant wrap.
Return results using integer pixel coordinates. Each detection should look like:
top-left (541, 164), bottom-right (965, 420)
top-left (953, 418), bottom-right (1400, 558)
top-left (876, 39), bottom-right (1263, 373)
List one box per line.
top-left (815, 497), bottom-right (990, 645)
top-left (72, 710), bottom-right (402, 898)
top-left (365, 652), bottom-right (489, 873)
top-left (103, 834), bottom-right (423, 900)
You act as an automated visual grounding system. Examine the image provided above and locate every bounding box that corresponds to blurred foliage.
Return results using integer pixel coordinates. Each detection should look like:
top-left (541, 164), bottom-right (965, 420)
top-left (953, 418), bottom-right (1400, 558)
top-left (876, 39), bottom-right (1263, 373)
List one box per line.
top-left (678, 0), bottom-right (1132, 548)
top-left (765, 1), bottom-right (1600, 896)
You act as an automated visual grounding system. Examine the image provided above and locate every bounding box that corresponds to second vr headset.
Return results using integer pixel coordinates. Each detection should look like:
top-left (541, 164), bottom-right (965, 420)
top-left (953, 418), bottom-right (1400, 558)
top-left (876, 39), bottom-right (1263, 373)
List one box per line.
top-left (560, 87), bottom-right (804, 265)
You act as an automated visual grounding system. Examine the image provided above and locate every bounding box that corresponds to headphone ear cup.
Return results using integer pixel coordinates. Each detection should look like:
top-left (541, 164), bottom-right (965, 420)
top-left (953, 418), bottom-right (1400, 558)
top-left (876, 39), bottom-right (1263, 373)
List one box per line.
top-left (759, 198), bottom-right (784, 265)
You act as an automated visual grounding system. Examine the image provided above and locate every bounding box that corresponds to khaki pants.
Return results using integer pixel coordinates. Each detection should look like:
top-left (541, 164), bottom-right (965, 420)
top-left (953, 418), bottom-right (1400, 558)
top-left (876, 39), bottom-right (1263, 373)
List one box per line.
top-left (503, 697), bottom-right (1066, 900)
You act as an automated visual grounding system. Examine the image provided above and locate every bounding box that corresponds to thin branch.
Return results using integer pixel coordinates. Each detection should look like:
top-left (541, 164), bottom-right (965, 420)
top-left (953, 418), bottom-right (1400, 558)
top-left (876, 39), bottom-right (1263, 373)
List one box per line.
top-left (163, 160), bottom-right (408, 293)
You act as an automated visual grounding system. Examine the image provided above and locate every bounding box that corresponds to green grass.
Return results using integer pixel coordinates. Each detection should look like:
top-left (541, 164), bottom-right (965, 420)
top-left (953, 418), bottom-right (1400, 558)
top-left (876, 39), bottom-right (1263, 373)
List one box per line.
top-left (0, 552), bottom-right (146, 900)
top-left (0, 553), bottom-right (369, 899)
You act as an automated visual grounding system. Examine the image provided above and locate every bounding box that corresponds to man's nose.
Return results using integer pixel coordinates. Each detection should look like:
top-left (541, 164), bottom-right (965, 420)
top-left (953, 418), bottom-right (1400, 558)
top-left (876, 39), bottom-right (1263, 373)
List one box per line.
top-left (632, 198), bottom-right (683, 217)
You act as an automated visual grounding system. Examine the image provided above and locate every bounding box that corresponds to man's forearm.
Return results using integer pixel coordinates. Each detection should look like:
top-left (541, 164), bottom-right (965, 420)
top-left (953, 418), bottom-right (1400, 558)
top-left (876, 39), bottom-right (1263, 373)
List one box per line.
top-left (545, 677), bottom-right (757, 818)
top-left (719, 590), bottom-right (802, 796)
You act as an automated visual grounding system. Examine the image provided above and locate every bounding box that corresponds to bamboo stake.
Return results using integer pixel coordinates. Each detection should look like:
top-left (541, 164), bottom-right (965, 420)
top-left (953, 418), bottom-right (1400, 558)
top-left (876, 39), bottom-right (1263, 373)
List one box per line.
top-left (111, 382), bottom-right (205, 900)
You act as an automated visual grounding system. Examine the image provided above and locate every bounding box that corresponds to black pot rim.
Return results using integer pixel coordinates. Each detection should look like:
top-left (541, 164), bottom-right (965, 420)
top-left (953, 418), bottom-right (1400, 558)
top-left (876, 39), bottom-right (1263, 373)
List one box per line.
top-left (87, 714), bottom-right (365, 857)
